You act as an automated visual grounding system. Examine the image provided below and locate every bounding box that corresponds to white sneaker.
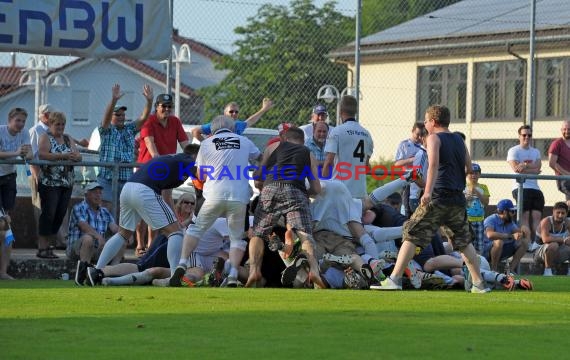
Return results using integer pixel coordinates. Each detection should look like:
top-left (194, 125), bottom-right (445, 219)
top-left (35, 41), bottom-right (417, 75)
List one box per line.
top-left (470, 286), bottom-right (491, 294)
top-left (152, 278), bottom-right (170, 287)
top-left (404, 261), bottom-right (421, 289)
top-left (370, 276), bottom-right (402, 290)
top-left (543, 268), bottom-right (554, 276)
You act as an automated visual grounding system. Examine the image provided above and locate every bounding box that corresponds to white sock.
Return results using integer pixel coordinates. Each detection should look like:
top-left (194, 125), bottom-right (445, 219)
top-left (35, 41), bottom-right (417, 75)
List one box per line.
top-left (166, 232), bottom-right (184, 274)
top-left (105, 270), bottom-right (153, 285)
top-left (95, 233), bottom-right (127, 269)
top-left (544, 268), bottom-right (553, 276)
top-left (481, 269), bottom-right (501, 283)
top-left (369, 179), bottom-right (406, 205)
top-left (359, 234), bottom-right (377, 259)
top-left (229, 267), bottom-right (238, 279)
top-left (367, 226), bottom-right (403, 243)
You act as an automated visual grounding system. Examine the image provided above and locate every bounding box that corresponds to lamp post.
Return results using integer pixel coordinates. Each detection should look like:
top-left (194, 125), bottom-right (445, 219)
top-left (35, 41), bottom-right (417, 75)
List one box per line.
top-left (19, 55), bottom-right (70, 124)
top-left (169, 44), bottom-right (192, 118)
top-left (317, 85), bottom-right (356, 126)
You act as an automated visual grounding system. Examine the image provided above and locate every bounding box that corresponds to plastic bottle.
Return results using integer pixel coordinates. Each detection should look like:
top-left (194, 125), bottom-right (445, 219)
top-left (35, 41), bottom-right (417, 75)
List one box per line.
top-left (4, 228), bottom-right (15, 246)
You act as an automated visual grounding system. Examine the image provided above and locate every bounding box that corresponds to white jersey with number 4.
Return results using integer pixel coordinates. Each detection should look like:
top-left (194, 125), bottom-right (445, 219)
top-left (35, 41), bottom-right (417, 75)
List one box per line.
top-left (324, 120), bottom-right (374, 199)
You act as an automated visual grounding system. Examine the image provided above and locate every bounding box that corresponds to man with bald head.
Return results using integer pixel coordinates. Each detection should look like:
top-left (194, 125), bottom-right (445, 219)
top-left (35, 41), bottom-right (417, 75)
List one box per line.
top-left (549, 120), bottom-right (570, 206)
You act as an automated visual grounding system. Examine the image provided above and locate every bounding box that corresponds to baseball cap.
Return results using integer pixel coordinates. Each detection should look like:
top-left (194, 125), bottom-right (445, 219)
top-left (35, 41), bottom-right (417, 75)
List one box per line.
top-left (113, 105), bottom-right (127, 112)
top-left (312, 104), bottom-right (327, 115)
top-left (278, 122), bottom-right (293, 135)
top-left (496, 199), bottom-right (516, 212)
top-left (155, 93), bottom-right (173, 105)
top-left (471, 163), bottom-right (481, 172)
top-left (85, 182), bottom-right (103, 192)
top-left (38, 104), bottom-right (54, 114)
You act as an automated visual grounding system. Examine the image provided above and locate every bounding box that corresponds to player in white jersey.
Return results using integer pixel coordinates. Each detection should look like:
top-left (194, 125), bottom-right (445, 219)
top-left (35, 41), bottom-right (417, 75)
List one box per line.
top-left (322, 95), bottom-right (373, 199)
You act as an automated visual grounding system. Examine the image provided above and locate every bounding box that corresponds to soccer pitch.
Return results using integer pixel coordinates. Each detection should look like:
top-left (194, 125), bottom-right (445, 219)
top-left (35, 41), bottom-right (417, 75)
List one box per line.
top-left (1, 277), bottom-right (569, 359)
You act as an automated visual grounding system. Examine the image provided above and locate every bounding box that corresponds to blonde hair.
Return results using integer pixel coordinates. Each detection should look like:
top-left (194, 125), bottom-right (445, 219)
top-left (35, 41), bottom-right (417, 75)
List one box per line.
top-left (175, 193), bottom-right (196, 216)
top-left (48, 111), bottom-right (66, 126)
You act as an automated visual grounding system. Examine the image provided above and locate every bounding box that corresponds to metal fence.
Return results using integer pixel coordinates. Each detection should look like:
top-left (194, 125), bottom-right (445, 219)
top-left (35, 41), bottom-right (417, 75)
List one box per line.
top-left (3, 0), bottom-right (570, 205)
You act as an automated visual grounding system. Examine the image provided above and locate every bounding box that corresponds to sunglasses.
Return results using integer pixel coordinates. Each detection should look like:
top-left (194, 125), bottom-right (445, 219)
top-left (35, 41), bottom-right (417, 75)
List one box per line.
top-left (508, 210), bottom-right (517, 214)
top-left (520, 133), bottom-right (532, 138)
top-left (160, 104), bottom-right (173, 109)
top-left (228, 110), bottom-right (239, 114)
top-left (182, 200), bottom-right (195, 205)
top-left (113, 112), bottom-right (125, 116)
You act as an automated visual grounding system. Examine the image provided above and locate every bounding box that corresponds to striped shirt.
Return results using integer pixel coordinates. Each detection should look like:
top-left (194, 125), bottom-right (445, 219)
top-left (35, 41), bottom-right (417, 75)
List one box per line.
top-left (67, 200), bottom-right (115, 247)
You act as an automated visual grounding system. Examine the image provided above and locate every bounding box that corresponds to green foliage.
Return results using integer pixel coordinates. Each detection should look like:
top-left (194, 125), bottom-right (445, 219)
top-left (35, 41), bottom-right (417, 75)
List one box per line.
top-left (361, 0), bottom-right (462, 36)
top-left (198, 0), bottom-right (353, 129)
top-left (366, 157), bottom-right (398, 194)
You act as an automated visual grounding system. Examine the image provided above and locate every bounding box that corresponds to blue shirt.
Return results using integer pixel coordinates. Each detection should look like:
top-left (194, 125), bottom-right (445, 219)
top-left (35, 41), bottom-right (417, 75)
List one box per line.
top-left (201, 120), bottom-right (247, 135)
top-left (68, 200), bottom-right (115, 247)
top-left (305, 137), bottom-right (326, 163)
top-left (483, 213), bottom-right (519, 245)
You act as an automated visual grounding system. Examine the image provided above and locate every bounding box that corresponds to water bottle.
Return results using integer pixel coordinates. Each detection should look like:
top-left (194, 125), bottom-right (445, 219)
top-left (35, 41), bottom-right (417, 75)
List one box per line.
top-left (24, 160), bottom-right (31, 177)
top-left (4, 228), bottom-right (15, 246)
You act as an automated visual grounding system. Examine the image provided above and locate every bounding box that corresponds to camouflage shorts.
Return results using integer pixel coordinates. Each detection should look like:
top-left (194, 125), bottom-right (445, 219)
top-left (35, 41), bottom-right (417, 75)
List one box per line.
top-left (313, 230), bottom-right (357, 260)
top-left (403, 202), bottom-right (473, 251)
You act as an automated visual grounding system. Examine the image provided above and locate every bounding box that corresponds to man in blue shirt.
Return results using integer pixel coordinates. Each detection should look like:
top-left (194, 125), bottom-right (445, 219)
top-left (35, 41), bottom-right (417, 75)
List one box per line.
top-left (483, 199), bottom-right (530, 272)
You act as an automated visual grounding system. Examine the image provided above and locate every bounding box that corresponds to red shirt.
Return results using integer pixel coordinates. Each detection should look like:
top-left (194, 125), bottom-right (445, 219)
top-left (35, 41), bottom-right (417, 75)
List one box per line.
top-left (549, 138), bottom-right (570, 174)
top-left (138, 114), bottom-right (188, 163)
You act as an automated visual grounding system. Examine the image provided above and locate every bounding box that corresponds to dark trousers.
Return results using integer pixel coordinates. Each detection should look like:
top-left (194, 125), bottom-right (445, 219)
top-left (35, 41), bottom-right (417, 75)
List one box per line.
top-left (38, 184), bottom-right (72, 236)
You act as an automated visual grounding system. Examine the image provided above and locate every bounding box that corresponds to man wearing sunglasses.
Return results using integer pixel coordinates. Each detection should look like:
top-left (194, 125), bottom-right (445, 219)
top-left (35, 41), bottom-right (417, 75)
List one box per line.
top-left (507, 125), bottom-right (544, 253)
top-left (192, 98), bottom-right (273, 141)
top-left (482, 199), bottom-right (530, 272)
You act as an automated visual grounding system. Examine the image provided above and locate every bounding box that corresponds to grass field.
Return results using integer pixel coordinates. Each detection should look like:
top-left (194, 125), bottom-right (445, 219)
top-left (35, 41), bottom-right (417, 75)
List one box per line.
top-left (1, 276), bottom-right (569, 359)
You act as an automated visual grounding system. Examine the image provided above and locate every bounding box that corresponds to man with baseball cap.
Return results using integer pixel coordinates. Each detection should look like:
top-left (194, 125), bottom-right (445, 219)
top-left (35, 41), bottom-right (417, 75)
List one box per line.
top-left (482, 199), bottom-right (529, 272)
top-left (98, 83), bottom-right (153, 212)
top-left (69, 182), bottom-right (119, 286)
top-left (300, 104), bottom-right (329, 141)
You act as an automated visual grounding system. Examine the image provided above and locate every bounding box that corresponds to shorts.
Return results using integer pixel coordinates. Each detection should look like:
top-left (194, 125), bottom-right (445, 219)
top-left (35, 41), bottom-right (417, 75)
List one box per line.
top-left (253, 183), bottom-right (313, 241)
top-left (534, 243), bottom-right (570, 265)
top-left (0, 173), bottom-right (17, 211)
top-left (483, 240), bottom-right (520, 261)
top-left (512, 188), bottom-right (545, 212)
top-left (119, 182), bottom-right (177, 231)
top-left (66, 234), bottom-right (102, 263)
top-left (403, 202), bottom-right (473, 251)
top-left (313, 230), bottom-right (357, 260)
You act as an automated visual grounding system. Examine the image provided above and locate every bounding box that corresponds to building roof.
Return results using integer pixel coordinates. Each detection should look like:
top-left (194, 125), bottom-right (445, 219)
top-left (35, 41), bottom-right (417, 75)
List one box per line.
top-left (331, 0), bottom-right (570, 62)
top-left (0, 32), bottom-right (223, 98)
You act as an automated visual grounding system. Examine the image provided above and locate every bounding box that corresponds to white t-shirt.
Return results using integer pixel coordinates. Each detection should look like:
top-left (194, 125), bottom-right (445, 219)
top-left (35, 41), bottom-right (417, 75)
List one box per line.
top-left (506, 145), bottom-right (541, 190)
top-left (311, 180), bottom-right (362, 237)
top-left (0, 125), bottom-right (31, 176)
top-left (324, 120), bottom-right (374, 199)
top-left (394, 138), bottom-right (421, 162)
top-left (197, 130), bottom-right (260, 203)
top-left (194, 217), bottom-right (230, 256)
top-left (28, 121), bottom-right (48, 160)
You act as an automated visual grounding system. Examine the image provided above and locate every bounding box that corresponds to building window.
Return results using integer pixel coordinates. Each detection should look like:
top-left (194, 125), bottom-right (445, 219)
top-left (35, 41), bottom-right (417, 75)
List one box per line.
top-left (474, 60), bottom-right (525, 121)
top-left (536, 58), bottom-right (568, 118)
top-left (472, 138), bottom-right (548, 160)
top-left (418, 63), bottom-right (467, 123)
top-left (72, 90), bottom-right (90, 125)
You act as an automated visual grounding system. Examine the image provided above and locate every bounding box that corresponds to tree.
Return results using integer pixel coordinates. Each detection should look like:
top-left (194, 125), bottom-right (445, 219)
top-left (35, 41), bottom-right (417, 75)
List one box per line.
top-left (198, 0), bottom-right (353, 128)
top-left (361, 0), bottom-right (461, 36)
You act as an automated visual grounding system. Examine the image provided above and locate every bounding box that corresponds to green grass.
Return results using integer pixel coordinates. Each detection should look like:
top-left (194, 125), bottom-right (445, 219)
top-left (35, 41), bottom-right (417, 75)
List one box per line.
top-left (1, 277), bottom-right (570, 359)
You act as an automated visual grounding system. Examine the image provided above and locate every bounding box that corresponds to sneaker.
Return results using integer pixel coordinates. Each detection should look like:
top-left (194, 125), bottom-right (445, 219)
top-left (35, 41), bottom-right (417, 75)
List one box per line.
top-left (378, 250), bottom-right (398, 261)
top-left (152, 278), bottom-right (170, 287)
top-left (208, 257), bottom-right (226, 287)
top-left (404, 167), bottom-right (422, 183)
top-left (470, 285), bottom-right (491, 293)
top-left (516, 278), bottom-right (534, 291)
top-left (169, 265), bottom-right (187, 287)
top-left (501, 275), bottom-right (516, 291)
top-left (225, 276), bottom-right (240, 288)
top-left (101, 278), bottom-right (111, 286)
top-left (267, 232), bottom-right (284, 252)
top-left (369, 259), bottom-right (387, 282)
top-left (404, 261), bottom-right (421, 289)
top-left (420, 272), bottom-right (447, 290)
top-left (370, 276), bottom-right (402, 290)
top-left (322, 253), bottom-right (353, 266)
top-left (360, 264), bottom-right (374, 283)
top-left (74, 260), bottom-right (88, 286)
top-left (281, 254), bottom-right (308, 287)
top-left (343, 268), bottom-right (367, 290)
top-left (86, 267), bottom-right (104, 287)
top-left (180, 275), bottom-right (196, 287)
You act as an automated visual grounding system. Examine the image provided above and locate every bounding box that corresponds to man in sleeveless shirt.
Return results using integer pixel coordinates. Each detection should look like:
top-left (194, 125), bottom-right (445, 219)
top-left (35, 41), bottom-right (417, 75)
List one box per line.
top-left (534, 202), bottom-right (570, 276)
top-left (375, 105), bottom-right (490, 293)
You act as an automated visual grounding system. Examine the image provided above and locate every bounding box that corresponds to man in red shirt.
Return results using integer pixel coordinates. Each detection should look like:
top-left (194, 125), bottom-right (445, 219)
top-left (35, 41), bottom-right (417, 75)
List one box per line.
top-left (136, 94), bottom-right (189, 254)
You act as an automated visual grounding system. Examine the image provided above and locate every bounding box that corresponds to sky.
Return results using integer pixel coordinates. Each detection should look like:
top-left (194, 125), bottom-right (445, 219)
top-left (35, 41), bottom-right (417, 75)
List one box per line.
top-left (0, 0), bottom-right (357, 68)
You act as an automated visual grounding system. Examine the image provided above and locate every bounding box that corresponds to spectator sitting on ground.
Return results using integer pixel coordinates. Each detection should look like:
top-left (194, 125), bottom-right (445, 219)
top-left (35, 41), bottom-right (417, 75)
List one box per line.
top-left (534, 201), bottom-right (570, 276)
top-left (70, 182), bottom-right (120, 286)
top-left (483, 199), bottom-right (530, 273)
